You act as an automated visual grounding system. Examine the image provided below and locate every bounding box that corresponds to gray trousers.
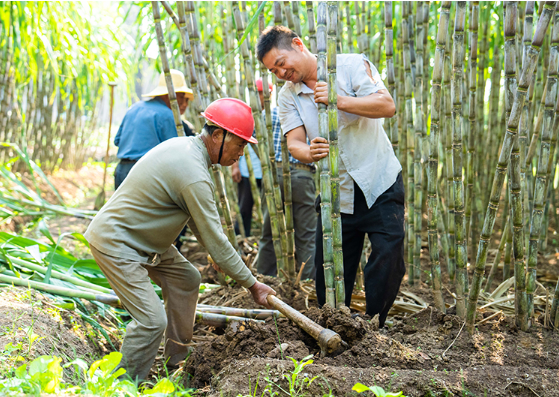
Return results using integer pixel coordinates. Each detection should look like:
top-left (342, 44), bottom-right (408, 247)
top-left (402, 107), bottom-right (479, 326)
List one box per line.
top-left (90, 244), bottom-right (200, 382)
top-left (257, 167), bottom-right (317, 280)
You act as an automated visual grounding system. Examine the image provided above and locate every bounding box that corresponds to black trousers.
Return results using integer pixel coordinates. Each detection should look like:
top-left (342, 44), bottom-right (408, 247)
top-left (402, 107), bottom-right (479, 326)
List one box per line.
top-left (315, 172), bottom-right (406, 327)
top-left (114, 160), bottom-right (137, 190)
top-left (236, 177), bottom-right (262, 237)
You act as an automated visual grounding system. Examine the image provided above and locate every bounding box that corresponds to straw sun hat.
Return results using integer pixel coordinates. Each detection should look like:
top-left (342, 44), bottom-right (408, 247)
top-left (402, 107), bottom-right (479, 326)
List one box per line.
top-left (142, 69), bottom-right (194, 100)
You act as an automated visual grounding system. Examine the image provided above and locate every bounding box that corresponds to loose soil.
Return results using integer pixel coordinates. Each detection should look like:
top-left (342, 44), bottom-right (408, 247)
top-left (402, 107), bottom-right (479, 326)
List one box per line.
top-left (185, 300), bottom-right (559, 396)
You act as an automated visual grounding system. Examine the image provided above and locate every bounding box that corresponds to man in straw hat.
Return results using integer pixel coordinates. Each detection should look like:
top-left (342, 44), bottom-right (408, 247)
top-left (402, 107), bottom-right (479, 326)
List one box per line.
top-left (85, 98), bottom-right (276, 382)
top-left (113, 69), bottom-right (195, 189)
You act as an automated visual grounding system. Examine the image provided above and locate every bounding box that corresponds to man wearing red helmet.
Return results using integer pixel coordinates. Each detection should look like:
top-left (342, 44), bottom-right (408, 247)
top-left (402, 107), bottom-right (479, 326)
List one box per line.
top-left (84, 98), bottom-right (276, 382)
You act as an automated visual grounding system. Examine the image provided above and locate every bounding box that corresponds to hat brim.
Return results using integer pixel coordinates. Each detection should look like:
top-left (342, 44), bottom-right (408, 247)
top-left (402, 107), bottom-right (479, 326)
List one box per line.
top-left (142, 86), bottom-right (194, 100)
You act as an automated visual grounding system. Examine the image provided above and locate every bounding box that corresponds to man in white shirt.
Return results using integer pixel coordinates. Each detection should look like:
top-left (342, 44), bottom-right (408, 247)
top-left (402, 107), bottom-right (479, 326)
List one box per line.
top-left (257, 26), bottom-right (405, 327)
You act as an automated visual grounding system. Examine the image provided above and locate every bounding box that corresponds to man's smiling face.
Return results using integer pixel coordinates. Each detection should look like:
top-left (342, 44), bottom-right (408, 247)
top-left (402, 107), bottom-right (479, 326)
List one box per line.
top-left (261, 40), bottom-right (306, 84)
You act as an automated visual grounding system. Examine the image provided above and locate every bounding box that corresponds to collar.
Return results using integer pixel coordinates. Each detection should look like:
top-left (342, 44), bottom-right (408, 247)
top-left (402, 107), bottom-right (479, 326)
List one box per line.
top-left (292, 81), bottom-right (314, 96)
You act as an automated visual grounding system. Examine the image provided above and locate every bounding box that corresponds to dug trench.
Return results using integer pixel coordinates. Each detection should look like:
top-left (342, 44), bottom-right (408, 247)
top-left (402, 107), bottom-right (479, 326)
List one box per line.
top-left (185, 278), bottom-right (559, 397)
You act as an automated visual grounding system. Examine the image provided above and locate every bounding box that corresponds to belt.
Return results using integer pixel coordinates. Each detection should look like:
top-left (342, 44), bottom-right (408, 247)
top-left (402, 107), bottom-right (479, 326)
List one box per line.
top-left (119, 158), bottom-right (138, 164)
top-left (275, 161), bottom-right (316, 173)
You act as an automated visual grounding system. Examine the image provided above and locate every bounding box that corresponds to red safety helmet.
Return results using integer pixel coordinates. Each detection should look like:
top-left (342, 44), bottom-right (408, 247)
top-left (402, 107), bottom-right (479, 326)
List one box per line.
top-left (256, 78), bottom-right (273, 93)
top-left (201, 98), bottom-right (258, 144)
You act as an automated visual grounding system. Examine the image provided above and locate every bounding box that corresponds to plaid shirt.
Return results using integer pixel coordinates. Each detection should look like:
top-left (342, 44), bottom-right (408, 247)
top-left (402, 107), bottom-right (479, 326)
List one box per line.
top-left (269, 107), bottom-right (303, 165)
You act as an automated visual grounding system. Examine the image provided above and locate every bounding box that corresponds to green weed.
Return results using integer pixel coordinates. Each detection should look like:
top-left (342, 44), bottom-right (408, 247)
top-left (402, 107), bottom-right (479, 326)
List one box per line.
top-left (352, 382), bottom-right (407, 397)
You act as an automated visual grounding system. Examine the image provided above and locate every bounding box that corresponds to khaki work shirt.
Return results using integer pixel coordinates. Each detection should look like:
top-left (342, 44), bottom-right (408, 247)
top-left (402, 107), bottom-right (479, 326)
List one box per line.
top-left (278, 53), bottom-right (402, 214)
top-left (84, 136), bottom-right (256, 289)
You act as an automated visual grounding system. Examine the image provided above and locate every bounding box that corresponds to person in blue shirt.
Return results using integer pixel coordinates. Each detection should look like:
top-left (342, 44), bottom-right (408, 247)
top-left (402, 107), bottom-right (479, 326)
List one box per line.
top-left (114, 69), bottom-right (195, 189)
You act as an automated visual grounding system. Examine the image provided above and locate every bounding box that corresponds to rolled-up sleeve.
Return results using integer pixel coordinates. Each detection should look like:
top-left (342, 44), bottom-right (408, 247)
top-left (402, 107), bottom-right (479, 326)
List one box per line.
top-left (180, 181), bottom-right (256, 288)
top-left (351, 54), bottom-right (387, 97)
top-left (278, 89), bottom-right (304, 135)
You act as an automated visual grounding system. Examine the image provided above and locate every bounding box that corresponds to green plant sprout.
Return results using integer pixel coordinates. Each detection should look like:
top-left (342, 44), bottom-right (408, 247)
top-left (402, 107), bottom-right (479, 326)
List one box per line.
top-left (352, 383), bottom-right (407, 397)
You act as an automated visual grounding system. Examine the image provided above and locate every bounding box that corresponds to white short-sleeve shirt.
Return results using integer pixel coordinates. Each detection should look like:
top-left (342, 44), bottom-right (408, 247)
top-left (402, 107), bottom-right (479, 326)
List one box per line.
top-left (278, 53), bottom-right (402, 214)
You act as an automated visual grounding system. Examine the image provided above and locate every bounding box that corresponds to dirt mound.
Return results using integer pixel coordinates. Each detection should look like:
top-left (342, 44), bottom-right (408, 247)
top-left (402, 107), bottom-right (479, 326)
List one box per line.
top-left (0, 287), bottom-right (114, 374)
top-left (184, 303), bottom-right (559, 395)
top-left (199, 274), bottom-right (316, 312)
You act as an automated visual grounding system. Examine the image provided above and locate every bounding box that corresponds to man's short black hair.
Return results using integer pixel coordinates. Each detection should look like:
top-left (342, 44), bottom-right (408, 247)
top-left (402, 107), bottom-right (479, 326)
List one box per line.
top-left (257, 26), bottom-right (299, 63)
top-left (202, 123), bottom-right (225, 136)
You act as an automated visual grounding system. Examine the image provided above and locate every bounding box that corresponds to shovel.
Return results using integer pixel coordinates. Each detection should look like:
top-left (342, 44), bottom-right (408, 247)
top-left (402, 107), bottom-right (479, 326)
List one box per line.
top-left (266, 295), bottom-right (347, 357)
top-left (94, 82), bottom-right (117, 211)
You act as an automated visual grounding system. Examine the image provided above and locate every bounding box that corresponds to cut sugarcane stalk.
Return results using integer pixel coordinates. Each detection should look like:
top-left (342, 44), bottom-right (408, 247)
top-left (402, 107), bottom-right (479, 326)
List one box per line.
top-left (195, 311), bottom-right (264, 328)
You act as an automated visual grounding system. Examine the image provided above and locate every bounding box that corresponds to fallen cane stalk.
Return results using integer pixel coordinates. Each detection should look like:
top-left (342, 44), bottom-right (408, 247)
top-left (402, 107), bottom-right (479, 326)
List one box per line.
top-left (194, 311), bottom-right (264, 327)
top-left (0, 273), bottom-right (121, 306)
top-left (266, 294), bottom-right (347, 356)
top-left (196, 304), bottom-right (281, 320)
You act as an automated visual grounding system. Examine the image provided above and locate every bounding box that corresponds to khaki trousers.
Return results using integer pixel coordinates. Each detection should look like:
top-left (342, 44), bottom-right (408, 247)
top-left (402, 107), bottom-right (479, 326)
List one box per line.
top-left (90, 245), bottom-right (201, 382)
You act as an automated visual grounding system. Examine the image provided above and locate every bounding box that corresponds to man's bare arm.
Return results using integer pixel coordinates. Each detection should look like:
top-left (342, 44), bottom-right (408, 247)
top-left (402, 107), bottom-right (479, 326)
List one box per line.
top-left (314, 61), bottom-right (395, 119)
top-left (286, 126), bottom-right (329, 163)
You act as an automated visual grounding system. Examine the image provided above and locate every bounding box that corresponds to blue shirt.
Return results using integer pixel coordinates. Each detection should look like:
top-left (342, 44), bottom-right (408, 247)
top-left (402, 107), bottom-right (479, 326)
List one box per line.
top-left (238, 143), bottom-right (262, 179)
top-left (114, 97), bottom-right (194, 160)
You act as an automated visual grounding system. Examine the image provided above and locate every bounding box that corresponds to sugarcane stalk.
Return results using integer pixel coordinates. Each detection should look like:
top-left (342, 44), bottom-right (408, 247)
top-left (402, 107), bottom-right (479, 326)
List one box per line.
top-left (384, 2), bottom-right (398, 158)
top-left (428, 1), bottom-right (451, 313)
top-left (252, 3), bottom-right (290, 280)
top-left (306, 2), bottom-right (318, 54)
top-left (326, 1), bottom-right (345, 308)
top-left (413, 2), bottom-right (424, 284)
top-left (266, 294), bottom-right (346, 356)
top-left (176, 1), bottom-right (202, 131)
top-left (501, 1), bottom-right (529, 330)
top-left (151, 1), bottom-right (185, 137)
top-left (451, 1), bottom-right (467, 318)
top-left (195, 311), bottom-right (264, 328)
top-left (281, 1), bottom-right (299, 281)
top-left (0, 273), bottom-right (120, 306)
top-left (484, 216), bottom-right (510, 293)
top-left (465, 2), bottom-right (479, 267)
top-left (317, 2), bottom-right (335, 306)
top-left (212, 166), bottom-right (238, 248)
top-left (185, 1), bottom-right (210, 110)
top-left (253, 2), bottom-right (286, 277)
top-left (526, 7), bottom-right (559, 323)
top-left (244, 145), bottom-right (264, 227)
top-left (7, 255), bottom-right (113, 295)
top-left (403, 2), bottom-right (415, 286)
top-left (223, 167), bottom-right (246, 239)
top-left (443, 36), bottom-right (455, 282)
top-left (196, 304), bottom-right (281, 320)
top-left (466, 2), bottom-right (555, 334)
